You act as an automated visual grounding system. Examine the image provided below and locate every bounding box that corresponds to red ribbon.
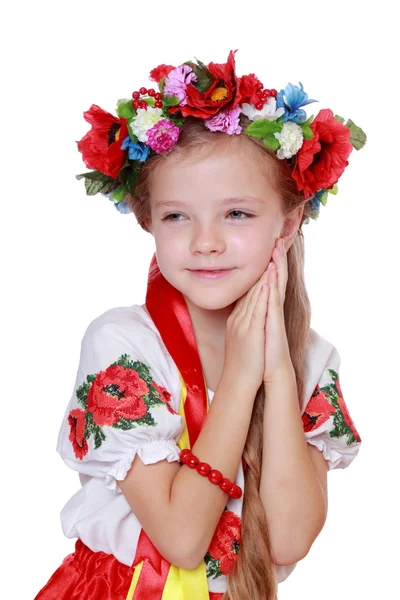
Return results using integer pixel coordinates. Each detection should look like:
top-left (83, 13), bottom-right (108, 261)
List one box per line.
top-left (132, 253), bottom-right (209, 597)
top-left (145, 253), bottom-right (208, 446)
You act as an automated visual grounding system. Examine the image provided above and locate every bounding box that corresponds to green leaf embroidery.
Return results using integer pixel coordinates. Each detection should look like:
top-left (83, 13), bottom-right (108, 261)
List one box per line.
top-left (317, 369), bottom-right (359, 446)
top-left (334, 114), bottom-right (345, 123)
top-left (204, 552), bottom-right (222, 579)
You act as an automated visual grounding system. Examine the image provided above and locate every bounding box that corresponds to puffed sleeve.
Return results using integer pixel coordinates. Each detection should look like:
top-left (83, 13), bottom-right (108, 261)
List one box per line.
top-left (302, 341), bottom-right (362, 470)
top-left (56, 309), bottom-right (185, 492)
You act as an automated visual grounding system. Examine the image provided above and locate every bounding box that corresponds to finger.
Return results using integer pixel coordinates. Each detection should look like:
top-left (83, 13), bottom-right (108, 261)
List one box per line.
top-left (250, 280), bottom-right (270, 327)
top-left (234, 264), bottom-right (270, 323)
top-left (272, 238), bottom-right (288, 305)
top-left (242, 264), bottom-right (272, 327)
top-left (267, 265), bottom-right (281, 313)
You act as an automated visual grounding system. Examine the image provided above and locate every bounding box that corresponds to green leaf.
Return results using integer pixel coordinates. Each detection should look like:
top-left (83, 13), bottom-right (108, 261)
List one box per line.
top-left (158, 77), bottom-right (165, 94)
top-left (184, 59), bottom-right (214, 93)
top-left (334, 114), bottom-right (345, 123)
top-left (300, 115), bottom-right (314, 140)
top-left (111, 184), bottom-right (127, 204)
top-left (245, 119), bottom-right (283, 139)
top-left (162, 94), bottom-right (180, 109)
top-left (126, 163), bottom-right (141, 197)
top-left (116, 98), bottom-right (136, 120)
top-left (345, 118), bottom-right (367, 150)
top-left (127, 121), bottom-right (138, 143)
top-left (144, 97), bottom-right (156, 108)
top-left (327, 184), bottom-right (338, 195)
top-left (263, 134), bottom-right (280, 152)
top-left (76, 171), bottom-right (116, 196)
top-left (318, 191), bottom-right (329, 206)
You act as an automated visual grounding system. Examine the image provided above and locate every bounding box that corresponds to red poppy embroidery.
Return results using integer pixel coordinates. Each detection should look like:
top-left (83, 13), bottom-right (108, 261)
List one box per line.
top-left (68, 354), bottom-right (177, 460)
top-left (88, 364), bottom-right (149, 427)
top-left (152, 382), bottom-right (178, 415)
top-left (68, 408), bottom-right (89, 460)
top-left (302, 389), bottom-right (336, 432)
top-left (205, 509), bottom-right (242, 578)
top-left (303, 368), bottom-right (361, 446)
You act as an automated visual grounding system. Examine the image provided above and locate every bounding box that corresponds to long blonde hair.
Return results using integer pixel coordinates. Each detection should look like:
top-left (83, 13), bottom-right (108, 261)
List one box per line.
top-left (127, 117), bottom-right (312, 600)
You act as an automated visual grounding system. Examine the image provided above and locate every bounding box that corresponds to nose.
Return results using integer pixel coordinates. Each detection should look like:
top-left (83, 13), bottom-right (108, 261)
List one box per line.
top-left (189, 222), bottom-right (226, 255)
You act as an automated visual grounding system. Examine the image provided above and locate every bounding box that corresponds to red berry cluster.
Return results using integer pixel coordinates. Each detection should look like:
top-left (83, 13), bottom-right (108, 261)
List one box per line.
top-left (179, 449), bottom-right (242, 499)
top-left (132, 87), bottom-right (163, 110)
top-left (254, 82), bottom-right (278, 110)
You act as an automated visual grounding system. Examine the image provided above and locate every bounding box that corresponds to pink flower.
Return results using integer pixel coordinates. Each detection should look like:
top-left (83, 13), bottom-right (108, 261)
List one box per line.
top-left (163, 65), bottom-right (197, 105)
top-left (204, 106), bottom-right (242, 135)
top-left (147, 119), bottom-right (181, 153)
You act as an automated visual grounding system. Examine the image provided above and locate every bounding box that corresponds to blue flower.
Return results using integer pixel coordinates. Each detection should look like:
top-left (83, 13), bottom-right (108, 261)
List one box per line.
top-left (102, 191), bottom-right (132, 214)
top-left (308, 189), bottom-right (325, 219)
top-left (114, 198), bottom-right (132, 214)
top-left (121, 136), bottom-right (150, 162)
top-left (276, 82), bottom-right (317, 124)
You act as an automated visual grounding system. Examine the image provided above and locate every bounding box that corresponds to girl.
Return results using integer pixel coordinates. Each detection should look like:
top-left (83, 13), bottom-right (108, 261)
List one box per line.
top-left (34, 50), bottom-right (365, 600)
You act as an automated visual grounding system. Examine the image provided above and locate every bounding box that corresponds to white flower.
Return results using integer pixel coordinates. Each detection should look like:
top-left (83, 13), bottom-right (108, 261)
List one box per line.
top-left (241, 97), bottom-right (285, 122)
top-left (274, 122), bottom-right (304, 159)
top-left (130, 107), bottom-right (163, 142)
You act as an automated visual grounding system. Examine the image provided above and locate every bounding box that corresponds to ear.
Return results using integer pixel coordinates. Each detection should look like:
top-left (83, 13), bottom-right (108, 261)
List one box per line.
top-left (143, 217), bottom-right (153, 235)
top-left (280, 204), bottom-right (305, 250)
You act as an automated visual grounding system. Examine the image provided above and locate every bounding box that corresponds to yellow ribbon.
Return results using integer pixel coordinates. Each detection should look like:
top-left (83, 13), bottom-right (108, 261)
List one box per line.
top-left (126, 374), bottom-right (210, 600)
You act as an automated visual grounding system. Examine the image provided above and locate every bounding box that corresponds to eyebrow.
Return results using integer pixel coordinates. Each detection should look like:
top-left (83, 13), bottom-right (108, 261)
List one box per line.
top-left (155, 196), bottom-right (265, 208)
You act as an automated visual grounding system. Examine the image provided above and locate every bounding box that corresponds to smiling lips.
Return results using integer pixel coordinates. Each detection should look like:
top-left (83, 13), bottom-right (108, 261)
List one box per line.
top-left (188, 268), bottom-right (234, 279)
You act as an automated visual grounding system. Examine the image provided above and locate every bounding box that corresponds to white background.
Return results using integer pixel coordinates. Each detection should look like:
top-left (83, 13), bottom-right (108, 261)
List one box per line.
top-left (1, 0), bottom-right (399, 598)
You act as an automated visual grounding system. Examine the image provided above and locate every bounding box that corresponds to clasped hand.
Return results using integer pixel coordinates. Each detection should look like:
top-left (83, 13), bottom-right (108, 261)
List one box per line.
top-left (224, 237), bottom-right (295, 389)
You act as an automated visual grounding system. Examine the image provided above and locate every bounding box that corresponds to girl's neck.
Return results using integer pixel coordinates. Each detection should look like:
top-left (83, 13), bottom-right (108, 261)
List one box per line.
top-left (184, 298), bottom-right (233, 347)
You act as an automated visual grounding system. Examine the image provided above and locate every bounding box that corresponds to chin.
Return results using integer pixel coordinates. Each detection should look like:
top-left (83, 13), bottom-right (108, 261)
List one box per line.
top-left (159, 269), bottom-right (245, 311)
top-left (181, 288), bottom-right (239, 311)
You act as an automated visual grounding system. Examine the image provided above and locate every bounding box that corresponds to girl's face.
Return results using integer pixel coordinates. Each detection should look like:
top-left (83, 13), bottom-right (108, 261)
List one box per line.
top-left (147, 141), bottom-right (295, 312)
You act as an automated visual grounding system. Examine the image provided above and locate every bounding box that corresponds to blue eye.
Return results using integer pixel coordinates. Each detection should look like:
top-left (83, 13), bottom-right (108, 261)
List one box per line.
top-left (162, 213), bottom-right (184, 221)
top-left (228, 210), bottom-right (253, 219)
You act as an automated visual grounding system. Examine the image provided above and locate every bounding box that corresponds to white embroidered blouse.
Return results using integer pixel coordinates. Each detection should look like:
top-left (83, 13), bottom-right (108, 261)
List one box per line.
top-left (56, 304), bottom-right (362, 593)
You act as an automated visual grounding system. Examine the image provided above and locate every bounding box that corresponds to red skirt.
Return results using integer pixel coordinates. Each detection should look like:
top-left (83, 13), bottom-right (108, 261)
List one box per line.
top-left (34, 538), bottom-right (224, 599)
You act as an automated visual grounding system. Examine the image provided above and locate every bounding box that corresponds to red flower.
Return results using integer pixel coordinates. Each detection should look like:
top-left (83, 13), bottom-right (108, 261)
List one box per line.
top-left (302, 387), bottom-right (336, 432)
top-left (77, 105), bottom-right (128, 179)
top-left (149, 64), bottom-right (175, 83)
top-left (335, 380), bottom-right (362, 442)
top-left (238, 73), bottom-right (263, 105)
top-left (208, 510), bottom-right (242, 575)
top-left (168, 50), bottom-right (242, 119)
top-left (152, 382), bottom-right (178, 415)
top-left (68, 408), bottom-right (88, 460)
top-left (87, 364), bottom-right (149, 427)
top-left (292, 108), bottom-right (353, 198)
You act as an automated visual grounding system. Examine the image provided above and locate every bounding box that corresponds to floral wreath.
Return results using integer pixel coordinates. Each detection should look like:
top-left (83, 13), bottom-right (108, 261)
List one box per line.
top-left (76, 50), bottom-right (366, 223)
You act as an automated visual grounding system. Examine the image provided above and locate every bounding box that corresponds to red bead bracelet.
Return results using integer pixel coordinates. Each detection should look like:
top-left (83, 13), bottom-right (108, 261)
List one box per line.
top-left (179, 449), bottom-right (242, 500)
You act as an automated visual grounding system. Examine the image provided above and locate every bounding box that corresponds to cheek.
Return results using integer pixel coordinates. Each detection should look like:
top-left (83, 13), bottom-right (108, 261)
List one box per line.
top-left (234, 228), bottom-right (274, 263)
